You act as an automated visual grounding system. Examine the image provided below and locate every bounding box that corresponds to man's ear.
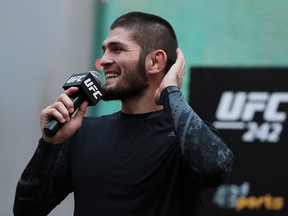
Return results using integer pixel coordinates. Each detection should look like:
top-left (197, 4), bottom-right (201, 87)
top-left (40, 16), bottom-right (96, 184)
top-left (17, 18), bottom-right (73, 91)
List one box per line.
top-left (145, 50), bottom-right (167, 75)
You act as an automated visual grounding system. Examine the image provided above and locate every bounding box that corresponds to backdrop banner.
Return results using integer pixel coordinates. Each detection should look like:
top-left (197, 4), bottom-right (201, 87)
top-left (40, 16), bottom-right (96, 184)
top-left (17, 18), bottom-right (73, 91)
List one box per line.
top-left (189, 67), bottom-right (288, 216)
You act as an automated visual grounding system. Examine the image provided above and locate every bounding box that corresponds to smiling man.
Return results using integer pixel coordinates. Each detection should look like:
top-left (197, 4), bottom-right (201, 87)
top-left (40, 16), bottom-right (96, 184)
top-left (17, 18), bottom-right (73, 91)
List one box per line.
top-left (13, 12), bottom-right (233, 216)
top-left (101, 27), bottom-right (149, 102)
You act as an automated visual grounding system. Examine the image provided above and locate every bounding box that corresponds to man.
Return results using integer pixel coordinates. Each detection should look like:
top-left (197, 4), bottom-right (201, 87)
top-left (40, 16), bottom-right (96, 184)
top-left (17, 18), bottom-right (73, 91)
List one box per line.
top-left (13, 11), bottom-right (233, 216)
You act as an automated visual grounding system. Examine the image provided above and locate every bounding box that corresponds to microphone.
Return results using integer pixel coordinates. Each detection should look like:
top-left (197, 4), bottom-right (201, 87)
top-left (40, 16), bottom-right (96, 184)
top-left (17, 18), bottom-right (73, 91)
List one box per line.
top-left (44, 71), bottom-right (103, 137)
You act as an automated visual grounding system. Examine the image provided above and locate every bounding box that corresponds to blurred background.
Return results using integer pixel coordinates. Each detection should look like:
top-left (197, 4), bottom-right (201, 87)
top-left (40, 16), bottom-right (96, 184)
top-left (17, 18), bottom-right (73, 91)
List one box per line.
top-left (1, 0), bottom-right (287, 215)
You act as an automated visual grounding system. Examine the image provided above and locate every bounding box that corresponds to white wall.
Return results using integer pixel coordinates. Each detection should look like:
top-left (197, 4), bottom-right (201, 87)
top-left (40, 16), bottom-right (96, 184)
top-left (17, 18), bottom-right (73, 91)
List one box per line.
top-left (0, 0), bottom-right (96, 215)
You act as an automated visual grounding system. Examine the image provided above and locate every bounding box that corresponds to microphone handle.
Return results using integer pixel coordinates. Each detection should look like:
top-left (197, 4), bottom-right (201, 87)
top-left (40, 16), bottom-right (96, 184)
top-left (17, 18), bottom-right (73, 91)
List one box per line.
top-left (44, 94), bottom-right (84, 137)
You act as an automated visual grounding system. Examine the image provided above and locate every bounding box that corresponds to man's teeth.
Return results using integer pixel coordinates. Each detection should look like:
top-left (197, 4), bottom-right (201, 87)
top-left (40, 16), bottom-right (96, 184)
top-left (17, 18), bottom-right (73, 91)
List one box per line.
top-left (106, 73), bottom-right (119, 78)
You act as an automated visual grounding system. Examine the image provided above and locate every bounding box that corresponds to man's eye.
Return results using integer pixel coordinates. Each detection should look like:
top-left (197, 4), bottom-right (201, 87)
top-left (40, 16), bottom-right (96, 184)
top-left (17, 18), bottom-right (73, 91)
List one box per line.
top-left (114, 47), bottom-right (123, 52)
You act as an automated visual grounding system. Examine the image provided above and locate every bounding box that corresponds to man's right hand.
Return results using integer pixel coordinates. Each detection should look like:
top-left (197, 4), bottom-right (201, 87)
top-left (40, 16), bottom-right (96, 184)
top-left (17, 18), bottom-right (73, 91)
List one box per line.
top-left (40, 87), bottom-right (88, 144)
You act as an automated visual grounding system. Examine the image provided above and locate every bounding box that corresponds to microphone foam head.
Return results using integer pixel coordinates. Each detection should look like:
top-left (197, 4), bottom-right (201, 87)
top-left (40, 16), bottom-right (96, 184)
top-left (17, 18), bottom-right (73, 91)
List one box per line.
top-left (89, 70), bottom-right (102, 85)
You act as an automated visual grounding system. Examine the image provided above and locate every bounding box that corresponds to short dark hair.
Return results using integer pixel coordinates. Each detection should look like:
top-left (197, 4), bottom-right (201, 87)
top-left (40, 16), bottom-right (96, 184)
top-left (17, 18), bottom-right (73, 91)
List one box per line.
top-left (111, 11), bottom-right (178, 73)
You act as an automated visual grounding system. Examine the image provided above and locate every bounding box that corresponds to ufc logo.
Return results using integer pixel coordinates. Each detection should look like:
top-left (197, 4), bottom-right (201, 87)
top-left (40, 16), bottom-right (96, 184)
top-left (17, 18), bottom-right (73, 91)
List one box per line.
top-left (66, 75), bottom-right (86, 83)
top-left (213, 91), bottom-right (288, 143)
top-left (84, 78), bottom-right (102, 99)
top-left (216, 92), bottom-right (288, 122)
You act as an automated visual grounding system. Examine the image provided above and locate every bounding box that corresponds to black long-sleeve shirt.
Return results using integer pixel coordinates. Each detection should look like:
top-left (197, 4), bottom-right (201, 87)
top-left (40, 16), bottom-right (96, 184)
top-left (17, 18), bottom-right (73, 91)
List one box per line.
top-left (13, 86), bottom-right (233, 216)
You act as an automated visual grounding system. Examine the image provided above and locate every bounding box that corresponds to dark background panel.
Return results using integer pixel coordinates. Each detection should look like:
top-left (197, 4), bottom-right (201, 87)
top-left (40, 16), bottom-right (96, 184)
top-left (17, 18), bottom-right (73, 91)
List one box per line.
top-left (189, 67), bottom-right (288, 215)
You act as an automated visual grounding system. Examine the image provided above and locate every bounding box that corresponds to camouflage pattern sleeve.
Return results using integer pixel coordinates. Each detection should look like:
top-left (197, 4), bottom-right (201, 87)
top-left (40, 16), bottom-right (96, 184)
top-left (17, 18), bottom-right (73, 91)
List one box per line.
top-left (160, 86), bottom-right (234, 187)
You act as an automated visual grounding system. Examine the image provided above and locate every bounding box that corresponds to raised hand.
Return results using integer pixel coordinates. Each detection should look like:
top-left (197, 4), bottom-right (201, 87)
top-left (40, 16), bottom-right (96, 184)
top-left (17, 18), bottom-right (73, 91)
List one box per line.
top-left (154, 48), bottom-right (186, 105)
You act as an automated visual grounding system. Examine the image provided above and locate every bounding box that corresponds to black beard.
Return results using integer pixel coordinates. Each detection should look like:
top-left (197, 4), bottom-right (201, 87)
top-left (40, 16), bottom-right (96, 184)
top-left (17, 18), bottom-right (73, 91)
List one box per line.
top-left (102, 81), bottom-right (148, 101)
top-left (102, 56), bottom-right (148, 101)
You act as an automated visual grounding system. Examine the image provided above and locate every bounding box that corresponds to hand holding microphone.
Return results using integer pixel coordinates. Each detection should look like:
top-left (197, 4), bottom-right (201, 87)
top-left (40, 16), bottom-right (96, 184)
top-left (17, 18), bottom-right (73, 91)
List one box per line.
top-left (42, 71), bottom-right (103, 140)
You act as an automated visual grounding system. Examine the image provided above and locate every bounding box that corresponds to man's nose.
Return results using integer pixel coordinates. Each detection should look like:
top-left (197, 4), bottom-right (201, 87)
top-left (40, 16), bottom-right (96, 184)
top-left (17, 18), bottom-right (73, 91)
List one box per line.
top-left (99, 52), bottom-right (113, 67)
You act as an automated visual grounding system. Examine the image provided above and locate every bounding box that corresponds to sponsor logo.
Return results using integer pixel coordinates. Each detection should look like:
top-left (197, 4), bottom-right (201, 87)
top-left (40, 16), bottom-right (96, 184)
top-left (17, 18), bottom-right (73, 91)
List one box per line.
top-left (213, 91), bottom-right (288, 143)
top-left (213, 182), bottom-right (285, 212)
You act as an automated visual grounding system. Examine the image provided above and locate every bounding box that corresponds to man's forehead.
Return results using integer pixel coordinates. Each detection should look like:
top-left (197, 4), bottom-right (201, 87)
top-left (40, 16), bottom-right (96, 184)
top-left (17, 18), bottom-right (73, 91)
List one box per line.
top-left (105, 28), bottom-right (132, 41)
top-left (102, 27), bottom-right (137, 47)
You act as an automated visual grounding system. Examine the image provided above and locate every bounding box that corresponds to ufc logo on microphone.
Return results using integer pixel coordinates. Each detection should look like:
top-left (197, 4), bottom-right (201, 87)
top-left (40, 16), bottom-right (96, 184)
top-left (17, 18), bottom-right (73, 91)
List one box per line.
top-left (84, 78), bottom-right (103, 99)
top-left (213, 91), bottom-right (288, 143)
top-left (66, 75), bottom-right (86, 83)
